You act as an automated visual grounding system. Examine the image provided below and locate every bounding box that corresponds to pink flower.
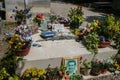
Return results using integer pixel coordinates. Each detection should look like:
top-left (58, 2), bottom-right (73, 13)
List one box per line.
top-left (97, 59), bottom-right (103, 63)
top-left (107, 14), bottom-right (110, 16)
top-left (58, 70), bottom-right (63, 76)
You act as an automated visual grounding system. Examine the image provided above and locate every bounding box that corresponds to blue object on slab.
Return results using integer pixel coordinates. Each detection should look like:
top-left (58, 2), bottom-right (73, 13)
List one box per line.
top-left (41, 31), bottom-right (56, 38)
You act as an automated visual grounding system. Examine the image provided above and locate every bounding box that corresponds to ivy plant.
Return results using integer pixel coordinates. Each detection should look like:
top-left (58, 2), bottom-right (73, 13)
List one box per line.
top-left (85, 32), bottom-right (99, 58)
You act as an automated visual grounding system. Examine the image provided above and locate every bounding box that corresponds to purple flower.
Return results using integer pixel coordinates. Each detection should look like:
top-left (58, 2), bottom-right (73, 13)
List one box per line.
top-left (99, 36), bottom-right (106, 42)
top-left (12, 9), bottom-right (16, 12)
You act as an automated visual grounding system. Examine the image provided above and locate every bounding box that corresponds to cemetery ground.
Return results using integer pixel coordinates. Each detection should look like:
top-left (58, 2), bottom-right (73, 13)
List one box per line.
top-left (0, 1), bottom-right (120, 80)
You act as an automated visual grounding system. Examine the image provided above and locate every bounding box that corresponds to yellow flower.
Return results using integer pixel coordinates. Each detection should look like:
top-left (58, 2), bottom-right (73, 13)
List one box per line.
top-left (8, 41), bottom-right (13, 45)
top-left (14, 34), bottom-right (19, 37)
top-left (14, 46), bottom-right (17, 49)
top-left (18, 42), bottom-right (21, 45)
top-left (16, 38), bottom-right (19, 41)
top-left (114, 63), bottom-right (119, 70)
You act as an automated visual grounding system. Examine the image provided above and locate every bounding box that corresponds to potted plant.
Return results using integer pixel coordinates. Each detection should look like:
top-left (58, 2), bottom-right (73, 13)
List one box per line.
top-left (80, 56), bottom-right (91, 75)
top-left (7, 24), bottom-right (32, 56)
top-left (85, 32), bottom-right (100, 76)
top-left (22, 67), bottom-right (46, 80)
top-left (8, 34), bottom-right (32, 56)
top-left (88, 14), bottom-right (120, 48)
top-left (68, 5), bottom-right (84, 29)
top-left (100, 59), bottom-right (109, 74)
top-left (45, 64), bottom-right (66, 80)
top-left (106, 55), bottom-right (119, 73)
top-left (113, 32), bottom-right (120, 65)
top-left (0, 53), bottom-right (22, 79)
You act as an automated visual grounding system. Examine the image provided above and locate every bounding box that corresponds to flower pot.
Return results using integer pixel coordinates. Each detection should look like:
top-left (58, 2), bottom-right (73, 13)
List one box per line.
top-left (101, 69), bottom-right (107, 74)
top-left (90, 70), bottom-right (101, 76)
top-left (15, 47), bottom-right (31, 56)
top-left (98, 41), bottom-right (111, 48)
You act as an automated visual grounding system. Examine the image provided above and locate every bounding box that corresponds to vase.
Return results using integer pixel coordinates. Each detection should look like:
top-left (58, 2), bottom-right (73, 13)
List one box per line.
top-left (15, 47), bottom-right (31, 56)
top-left (98, 41), bottom-right (111, 48)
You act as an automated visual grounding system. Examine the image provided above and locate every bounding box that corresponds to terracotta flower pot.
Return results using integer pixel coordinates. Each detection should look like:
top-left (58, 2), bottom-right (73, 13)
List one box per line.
top-left (98, 41), bottom-right (111, 48)
top-left (15, 47), bottom-right (31, 56)
top-left (90, 70), bottom-right (101, 76)
top-left (101, 69), bottom-right (107, 74)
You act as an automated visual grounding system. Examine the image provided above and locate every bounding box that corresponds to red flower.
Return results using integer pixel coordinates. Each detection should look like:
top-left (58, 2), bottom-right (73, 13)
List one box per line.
top-left (98, 22), bottom-right (101, 26)
top-left (77, 5), bottom-right (82, 9)
top-left (10, 16), bottom-right (13, 18)
top-left (85, 29), bottom-right (90, 33)
top-left (58, 70), bottom-right (63, 76)
top-left (97, 59), bottom-right (103, 63)
top-left (80, 56), bottom-right (83, 60)
top-left (36, 14), bottom-right (44, 20)
top-left (65, 75), bottom-right (69, 80)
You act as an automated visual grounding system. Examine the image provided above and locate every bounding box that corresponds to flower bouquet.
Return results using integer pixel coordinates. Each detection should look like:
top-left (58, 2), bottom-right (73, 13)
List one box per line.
top-left (10, 6), bottom-right (32, 25)
top-left (8, 24), bottom-right (32, 55)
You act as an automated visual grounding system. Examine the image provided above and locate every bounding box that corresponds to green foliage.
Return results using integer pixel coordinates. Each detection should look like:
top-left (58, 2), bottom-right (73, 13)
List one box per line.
top-left (88, 14), bottom-right (120, 41)
top-left (50, 15), bottom-right (57, 23)
top-left (82, 59), bottom-right (91, 69)
top-left (8, 75), bottom-right (19, 80)
top-left (85, 32), bottom-right (99, 55)
top-left (45, 64), bottom-right (66, 80)
top-left (70, 75), bottom-right (83, 80)
top-left (90, 59), bottom-right (102, 72)
top-left (33, 17), bottom-right (42, 25)
top-left (0, 68), bottom-right (10, 80)
top-left (68, 6), bottom-right (84, 25)
top-left (0, 53), bottom-right (23, 76)
top-left (113, 32), bottom-right (120, 54)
